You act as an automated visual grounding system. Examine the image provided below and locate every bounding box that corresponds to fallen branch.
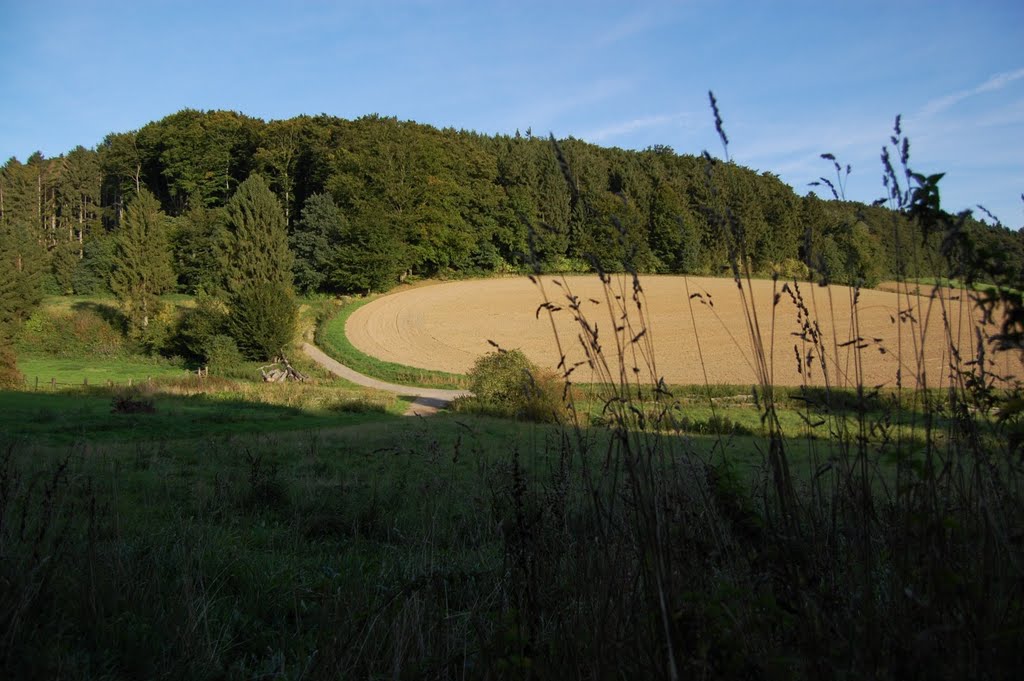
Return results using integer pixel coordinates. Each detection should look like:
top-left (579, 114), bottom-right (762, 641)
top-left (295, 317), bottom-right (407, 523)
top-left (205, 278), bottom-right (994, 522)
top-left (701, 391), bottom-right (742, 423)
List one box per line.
top-left (259, 355), bottom-right (309, 383)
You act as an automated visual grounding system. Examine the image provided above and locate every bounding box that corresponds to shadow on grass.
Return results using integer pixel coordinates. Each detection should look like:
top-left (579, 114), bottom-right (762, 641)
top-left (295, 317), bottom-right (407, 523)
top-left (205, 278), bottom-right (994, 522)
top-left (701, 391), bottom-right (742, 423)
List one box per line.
top-left (0, 388), bottom-right (398, 445)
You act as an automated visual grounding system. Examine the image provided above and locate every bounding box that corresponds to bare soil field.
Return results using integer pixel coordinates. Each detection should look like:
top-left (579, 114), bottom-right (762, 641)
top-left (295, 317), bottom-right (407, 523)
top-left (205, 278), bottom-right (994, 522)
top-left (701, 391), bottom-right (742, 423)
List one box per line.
top-left (346, 275), bottom-right (1020, 387)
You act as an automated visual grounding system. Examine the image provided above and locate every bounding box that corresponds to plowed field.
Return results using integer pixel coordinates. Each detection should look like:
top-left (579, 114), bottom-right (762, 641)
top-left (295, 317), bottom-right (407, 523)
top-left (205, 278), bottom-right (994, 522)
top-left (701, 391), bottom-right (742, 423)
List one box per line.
top-left (346, 276), bottom-right (1019, 387)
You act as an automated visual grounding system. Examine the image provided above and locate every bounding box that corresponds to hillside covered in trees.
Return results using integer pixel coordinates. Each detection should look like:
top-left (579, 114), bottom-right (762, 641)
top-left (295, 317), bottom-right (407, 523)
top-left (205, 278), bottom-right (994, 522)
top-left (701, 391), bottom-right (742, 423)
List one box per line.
top-left (2, 108), bottom-right (1022, 303)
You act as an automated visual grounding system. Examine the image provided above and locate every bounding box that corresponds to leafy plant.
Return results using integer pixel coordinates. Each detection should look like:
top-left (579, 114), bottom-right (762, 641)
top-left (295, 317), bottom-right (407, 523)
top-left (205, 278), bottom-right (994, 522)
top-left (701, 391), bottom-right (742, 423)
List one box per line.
top-left (456, 348), bottom-right (566, 422)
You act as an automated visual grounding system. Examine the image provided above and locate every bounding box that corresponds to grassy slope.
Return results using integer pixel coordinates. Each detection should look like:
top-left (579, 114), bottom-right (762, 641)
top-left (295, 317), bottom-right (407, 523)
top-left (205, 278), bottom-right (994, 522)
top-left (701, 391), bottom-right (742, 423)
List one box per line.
top-left (18, 355), bottom-right (190, 386)
top-left (0, 382), bottom-right (402, 445)
top-left (0, 394), bottom-right (892, 679)
top-left (3, 291), bottom-right (1014, 676)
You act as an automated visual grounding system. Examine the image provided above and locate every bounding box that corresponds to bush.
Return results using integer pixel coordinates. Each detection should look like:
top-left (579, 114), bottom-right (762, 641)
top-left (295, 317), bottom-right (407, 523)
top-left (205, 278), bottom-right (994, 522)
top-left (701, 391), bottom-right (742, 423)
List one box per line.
top-left (172, 294), bottom-right (229, 362)
top-left (110, 388), bottom-right (156, 414)
top-left (0, 346), bottom-right (23, 389)
top-left (457, 349), bottom-right (566, 423)
top-left (204, 334), bottom-right (246, 377)
top-left (17, 307), bottom-right (126, 357)
top-left (226, 282), bottom-right (297, 361)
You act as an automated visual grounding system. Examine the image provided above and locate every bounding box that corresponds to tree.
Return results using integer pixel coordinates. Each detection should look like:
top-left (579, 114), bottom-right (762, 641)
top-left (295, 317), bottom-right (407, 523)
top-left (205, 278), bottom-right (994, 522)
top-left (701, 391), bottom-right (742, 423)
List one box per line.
top-left (219, 174), bottom-right (296, 359)
top-left (150, 109), bottom-right (262, 212)
top-left (649, 180), bottom-right (706, 273)
top-left (256, 118), bottom-right (303, 226)
top-left (98, 131), bottom-right (146, 230)
top-left (0, 219), bottom-right (46, 385)
top-left (0, 219), bottom-right (45, 337)
top-left (225, 282), bottom-right (297, 360)
top-left (55, 146), bottom-right (102, 254)
top-left (50, 239), bottom-right (80, 294)
top-left (291, 192), bottom-right (343, 293)
top-left (218, 174), bottom-right (293, 295)
top-left (292, 192), bottom-right (406, 294)
top-left (109, 188), bottom-right (175, 335)
top-left (172, 204), bottom-right (223, 293)
top-left (71, 232), bottom-right (115, 295)
top-left (328, 216), bottom-right (408, 293)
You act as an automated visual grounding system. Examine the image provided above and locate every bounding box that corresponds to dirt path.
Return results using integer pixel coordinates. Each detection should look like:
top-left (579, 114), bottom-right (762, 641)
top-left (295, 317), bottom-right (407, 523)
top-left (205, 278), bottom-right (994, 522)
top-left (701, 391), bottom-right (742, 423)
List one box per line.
top-left (300, 342), bottom-right (471, 416)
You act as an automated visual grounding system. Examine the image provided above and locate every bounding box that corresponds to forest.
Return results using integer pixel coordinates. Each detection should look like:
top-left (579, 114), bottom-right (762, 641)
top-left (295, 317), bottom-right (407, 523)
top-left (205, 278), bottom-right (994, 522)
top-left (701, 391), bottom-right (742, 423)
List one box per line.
top-left (1, 108), bottom-right (1019, 291)
top-left (2, 108), bottom-right (1023, 369)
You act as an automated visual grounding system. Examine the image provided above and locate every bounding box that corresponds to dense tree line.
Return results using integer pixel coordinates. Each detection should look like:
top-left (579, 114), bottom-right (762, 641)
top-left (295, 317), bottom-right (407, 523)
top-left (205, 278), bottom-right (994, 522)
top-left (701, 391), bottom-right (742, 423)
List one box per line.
top-left (2, 108), bottom-right (1022, 311)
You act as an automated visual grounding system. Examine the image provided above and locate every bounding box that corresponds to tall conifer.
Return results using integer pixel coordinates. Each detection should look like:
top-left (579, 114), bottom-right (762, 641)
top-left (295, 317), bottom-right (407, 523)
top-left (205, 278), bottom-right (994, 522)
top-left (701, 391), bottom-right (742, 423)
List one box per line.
top-left (219, 174), bottom-right (293, 295)
top-left (109, 188), bottom-right (175, 333)
top-left (219, 174), bottom-right (296, 360)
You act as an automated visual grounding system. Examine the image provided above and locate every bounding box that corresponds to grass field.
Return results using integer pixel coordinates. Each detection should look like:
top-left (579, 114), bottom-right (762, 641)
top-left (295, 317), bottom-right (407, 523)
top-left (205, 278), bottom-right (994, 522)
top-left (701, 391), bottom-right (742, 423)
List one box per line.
top-left (17, 355), bottom-right (192, 387)
top-left (0, 381), bottom-right (400, 445)
top-left (4, 271), bottom-right (1020, 678)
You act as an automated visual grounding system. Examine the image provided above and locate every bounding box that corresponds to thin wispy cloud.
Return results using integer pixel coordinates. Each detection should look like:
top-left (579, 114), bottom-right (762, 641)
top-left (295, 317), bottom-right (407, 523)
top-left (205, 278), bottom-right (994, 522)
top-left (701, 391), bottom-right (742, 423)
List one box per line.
top-left (584, 112), bottom-right (692, 142)
top-left (506, 78), bottom-right (632, 133)
top-left (592, 11), bottom-right (658, 48)
top-left (919, 67), bottom-right (1024, 118)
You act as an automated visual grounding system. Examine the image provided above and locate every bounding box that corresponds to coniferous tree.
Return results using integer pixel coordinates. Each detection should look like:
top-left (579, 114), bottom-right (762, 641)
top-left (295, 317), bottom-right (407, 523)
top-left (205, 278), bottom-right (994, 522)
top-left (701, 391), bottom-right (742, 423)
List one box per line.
top-left (291, 192), bottom-right (343, 293)
top-left (219, 173), bottom-right (296, 359)
top-left (172, 204), bottom-right (223, 293)
top-left (0, 219), bottom-right (45, 337)
top-left (109, 188), bottom-right (175, 335)
top-left (219, 174), bottom-right (293, 295)
top-left (0, 219), bottom-right (46, 385)
top-left (50, 239), bottom-right (80, 294)
top-left (225, 282), bottom-right (297, 360)
top-left (72, 232), bottom-right (115, 295)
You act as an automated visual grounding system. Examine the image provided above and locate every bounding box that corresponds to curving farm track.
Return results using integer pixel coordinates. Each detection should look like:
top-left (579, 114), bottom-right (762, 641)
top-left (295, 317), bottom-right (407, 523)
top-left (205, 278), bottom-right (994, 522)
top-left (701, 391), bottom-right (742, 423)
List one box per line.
top-left (344, 275), bottom-right (1019, 388)
top-left (300, 342), bottom-right (470, 415)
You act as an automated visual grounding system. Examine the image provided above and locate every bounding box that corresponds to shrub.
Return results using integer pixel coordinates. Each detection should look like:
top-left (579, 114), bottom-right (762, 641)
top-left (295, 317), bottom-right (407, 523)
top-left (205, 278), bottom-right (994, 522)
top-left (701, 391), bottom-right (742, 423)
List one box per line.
top-left (110, 389), bottom-right (156, 414)
top-left (458, 349), bottom-right (566, 423)
top-left (17, 307), bottom-right (126, 357)
top-left (0, 346), bottom-right (23, 389)
top-left (173, 294), bottom-right (229, 361)
top-left (204, 334), bottom-right (246, 377)
top-left (226, 282), bottom-right (297, 361)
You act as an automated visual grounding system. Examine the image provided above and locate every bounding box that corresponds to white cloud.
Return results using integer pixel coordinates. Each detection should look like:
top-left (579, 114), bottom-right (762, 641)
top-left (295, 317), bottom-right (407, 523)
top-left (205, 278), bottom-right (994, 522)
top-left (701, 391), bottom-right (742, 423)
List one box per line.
top-left (584, 112), bottom-right (693, 142)
top-left (591, 11), bottom-right (659, 48)
top-left (918, 67), bottom-right (1024, 118)
top-left (504, 78), bottom-right (633, 134)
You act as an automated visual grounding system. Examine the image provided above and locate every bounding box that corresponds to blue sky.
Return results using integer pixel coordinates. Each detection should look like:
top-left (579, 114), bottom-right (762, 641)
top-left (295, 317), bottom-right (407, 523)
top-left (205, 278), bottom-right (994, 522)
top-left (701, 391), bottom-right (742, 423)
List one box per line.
top-left (2, 0), bottom-right (1022, 226)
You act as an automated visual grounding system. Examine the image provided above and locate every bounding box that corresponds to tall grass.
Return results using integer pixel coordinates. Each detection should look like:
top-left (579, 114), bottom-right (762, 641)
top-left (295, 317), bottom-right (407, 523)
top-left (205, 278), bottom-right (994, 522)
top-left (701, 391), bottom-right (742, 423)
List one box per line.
top-left (485, 102), bottom-right (1024, 678)
top-left (1, 103), bottom-right (1021, 679)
